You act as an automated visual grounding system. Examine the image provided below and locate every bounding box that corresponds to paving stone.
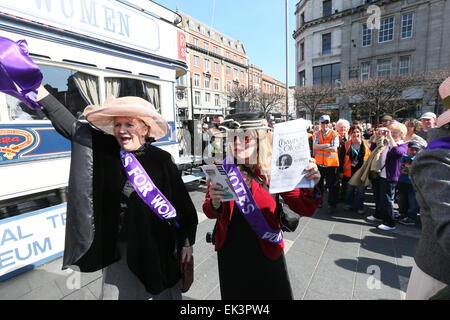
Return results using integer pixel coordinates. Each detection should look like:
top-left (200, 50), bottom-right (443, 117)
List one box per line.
top-left (286, 249), bottom-right (320, 300)
top-left (183, 255), bottom-right (219, 300)
top-left (61, 287), bottom-right (97, 300)
top-left (86, 277), bottom-right (102, 299)
top-left (289, 237), bottom-right (326, 260)
top-left (0, 274), bottom-right (31, 300)
top-left (18, 281), bottom-right (64, 300)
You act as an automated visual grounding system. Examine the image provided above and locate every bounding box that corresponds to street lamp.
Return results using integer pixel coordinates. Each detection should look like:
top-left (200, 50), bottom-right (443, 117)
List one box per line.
top-left (285, 0), bottom-right (289, 122)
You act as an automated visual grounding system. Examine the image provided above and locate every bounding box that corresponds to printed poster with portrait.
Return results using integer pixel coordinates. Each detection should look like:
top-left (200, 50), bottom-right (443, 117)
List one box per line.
top-left (269, 119), bottom-right (314, 194)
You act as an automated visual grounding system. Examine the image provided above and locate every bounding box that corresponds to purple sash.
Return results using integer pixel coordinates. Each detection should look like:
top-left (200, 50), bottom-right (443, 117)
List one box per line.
top-left (0, 36), bottom-right (43, 110)
top-left (426, 137), bottom-right (450, 150)
top-left (120, 151), bottom-right (179, 228)
top-left (223, 157), bottom-right (283, 244)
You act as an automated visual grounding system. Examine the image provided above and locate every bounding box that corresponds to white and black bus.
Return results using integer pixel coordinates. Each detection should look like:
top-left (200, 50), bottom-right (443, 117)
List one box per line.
top-left (0, 0), bottom-right (193, 280)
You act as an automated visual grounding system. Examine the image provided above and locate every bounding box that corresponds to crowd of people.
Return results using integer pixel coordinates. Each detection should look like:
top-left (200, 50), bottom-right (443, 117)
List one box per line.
top-left (1, 37), bottom-right (448, 301)
top-left (306, 112), bottom-right (434, 230)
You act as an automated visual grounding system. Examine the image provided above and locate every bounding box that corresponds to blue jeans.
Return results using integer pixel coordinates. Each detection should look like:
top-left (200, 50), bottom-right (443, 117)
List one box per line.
top-left (345, 183), bottom-right (366, 211)
top-left (372, 177), bottom-right (397, 227)
top-left (397, 182), bottom-right (419, 220)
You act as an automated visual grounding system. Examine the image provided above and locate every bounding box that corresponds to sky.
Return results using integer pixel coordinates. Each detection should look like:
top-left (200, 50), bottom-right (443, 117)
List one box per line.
top-left (158, 0), bottom-right (298, 86)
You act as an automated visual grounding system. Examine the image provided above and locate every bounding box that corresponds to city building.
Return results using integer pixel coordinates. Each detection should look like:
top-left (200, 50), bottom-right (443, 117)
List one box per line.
top-left (294, 0), bottom-right (450, 121)
top-left (176, 13), bottom-right (249, 121)
top-left (261, 74), bottom-right (288, 120)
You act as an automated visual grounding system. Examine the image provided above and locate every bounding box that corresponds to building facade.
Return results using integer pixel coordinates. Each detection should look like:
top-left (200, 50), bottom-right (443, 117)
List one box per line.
top-left (176, 13), bottom-right (249, 120)
top-left (294, 0), bottom-right (450, 121)
top-left (261, 74), bottom-right (288, 120)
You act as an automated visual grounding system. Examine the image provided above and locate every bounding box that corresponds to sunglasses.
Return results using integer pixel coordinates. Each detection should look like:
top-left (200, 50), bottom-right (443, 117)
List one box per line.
top-left (320, 121), bottom-right (330, 124)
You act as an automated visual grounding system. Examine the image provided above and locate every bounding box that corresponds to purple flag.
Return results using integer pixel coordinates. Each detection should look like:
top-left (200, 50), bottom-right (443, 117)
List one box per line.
top-left (0, 36), bottom-right (43, 110)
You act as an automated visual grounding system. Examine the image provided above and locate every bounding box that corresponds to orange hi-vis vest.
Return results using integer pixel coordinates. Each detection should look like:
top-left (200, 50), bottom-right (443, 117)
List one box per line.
top-left (343, 139), bottom-right (371, 177)
top-left (315, 130), bottom-right (339, 167)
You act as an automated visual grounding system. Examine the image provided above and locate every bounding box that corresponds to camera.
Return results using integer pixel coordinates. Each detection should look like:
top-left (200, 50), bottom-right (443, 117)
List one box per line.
top-left (206, 232), bottom-right (214, 243)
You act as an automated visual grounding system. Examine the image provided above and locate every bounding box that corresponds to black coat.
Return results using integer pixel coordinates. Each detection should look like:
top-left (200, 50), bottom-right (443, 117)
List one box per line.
top-left (40, 94), bottom-right (198, 294)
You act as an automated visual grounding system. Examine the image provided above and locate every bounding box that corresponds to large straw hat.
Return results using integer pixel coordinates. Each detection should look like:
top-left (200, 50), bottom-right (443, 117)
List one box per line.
top-left (83, 96), bottom-right (168, 140)
top-left (439, 76), bottom-right (450, 109)
top-left (436, 109), bottom-right (450, 128)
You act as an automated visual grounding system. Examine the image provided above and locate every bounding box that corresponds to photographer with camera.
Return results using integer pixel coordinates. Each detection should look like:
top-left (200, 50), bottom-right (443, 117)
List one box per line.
top-left (366, 122), bottom-right (408, 231)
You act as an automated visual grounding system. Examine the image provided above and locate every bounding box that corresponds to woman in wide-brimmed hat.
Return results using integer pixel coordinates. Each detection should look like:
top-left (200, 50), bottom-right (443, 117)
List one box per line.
top-left (202, 112), bottom-right (322, 300)
top-left (35, 86), bottom-right (198, 300)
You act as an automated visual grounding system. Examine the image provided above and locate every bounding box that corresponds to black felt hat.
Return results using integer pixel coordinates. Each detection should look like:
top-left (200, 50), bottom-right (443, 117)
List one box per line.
top-left (219, 112), bottom-right (271, 130)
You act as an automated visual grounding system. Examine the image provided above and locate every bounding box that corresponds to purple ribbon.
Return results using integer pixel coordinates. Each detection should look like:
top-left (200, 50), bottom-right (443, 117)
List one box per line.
top-left (120, 151), bottom-right (179, 228)
top-left (0, 36), bottom-right (43, 110)
top-left (426, 137), bottom-right (450, 150)
top-left (223, 157), bottom-right (283, 244)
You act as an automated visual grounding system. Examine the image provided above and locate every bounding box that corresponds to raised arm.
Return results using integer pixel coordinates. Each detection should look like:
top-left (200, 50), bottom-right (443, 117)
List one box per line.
top-left (36, 86), bottom-right (78, 140)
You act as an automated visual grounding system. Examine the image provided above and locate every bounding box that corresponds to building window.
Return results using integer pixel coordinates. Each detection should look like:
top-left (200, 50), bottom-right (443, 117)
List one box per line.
top-left (214, 62), bottom-right (219, 73)
top-left (194, 91), bottom-right (201, 105)
top-left (205, 92), bottom-right (210, 103)
top-left (193, 38), bottom-right (198, 46)
top-left (399, 56), bottom-right (411, 75)
top-left (313, 63), bottom-right (340, 85)
top-left (204, 59), bottom-right (210, 72)
top-left (204, 42), bottom-right (209, 51)
top-left (214, 78), bottom-right (219, 90)
top-left (300, 42), bottom-right (305, 61)
top-left (322, 33), bottom-right (332, 55)
top-left (193, 73), bottom-right (200, 87)
top-left (204, 77), bottom-right (210, 88)
top-left (194, 55), bottom-right (199, 67)
top-left (234, 68), bottom-right (238, 78)
top-left (301, 12), bottom-right (305, 26)
top-left (362, 23), bottom-right (372, 47)
top-left (360, 62), bottom-right (371, 79)
top-left (377, 59), bottom-right (392, 77)
top-left (240, 71), bottom-right (244, 80)
top-left (226, 81), bottom-right (231, 92)
top-left (299, 70), bottom-right (306, 86)
top-left (213, 46), bottom-right (218, 54)
top-left (226, 66), bottom-right (230, 75)
top-left (378, 17), bottom-right (394, 43)
top-left (323, 0), bottom-right (332, 17)
top-left (401, 13), bottom-right (414, 39)
top-left (215, 94), bottom-right (220, 106)
top-left (234, 55), bottom-right (237, 61)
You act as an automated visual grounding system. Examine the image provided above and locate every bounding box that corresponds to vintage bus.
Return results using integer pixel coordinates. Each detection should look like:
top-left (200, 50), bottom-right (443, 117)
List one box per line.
top-left (0, 0), bottom-right (193, 280)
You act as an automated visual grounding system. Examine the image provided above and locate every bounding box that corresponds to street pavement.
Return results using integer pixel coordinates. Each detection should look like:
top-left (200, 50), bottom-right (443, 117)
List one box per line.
top-left (0, 181), bottom-right (421, 300)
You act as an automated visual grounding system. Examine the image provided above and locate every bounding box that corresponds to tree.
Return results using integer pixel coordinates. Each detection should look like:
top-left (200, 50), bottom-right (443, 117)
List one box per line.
top-left (294, 84), bottom-right (336, 122)
top-left (253, 91), bottom-right (284, 118)
top-left (230, 84), bottom-right (257, 104)
top-left (422, 68), bottom-right (450, 114)
top-left (343, 73), bottom-right (426, 125)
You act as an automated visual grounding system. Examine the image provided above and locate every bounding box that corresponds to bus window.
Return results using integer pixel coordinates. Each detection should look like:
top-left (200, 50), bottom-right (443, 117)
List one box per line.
top-left (7, 94), bottom-right (48, 121)
top-left (105, 77), bottom-right (161, 113)
top-left (39, 65), bottom-right (100, 119)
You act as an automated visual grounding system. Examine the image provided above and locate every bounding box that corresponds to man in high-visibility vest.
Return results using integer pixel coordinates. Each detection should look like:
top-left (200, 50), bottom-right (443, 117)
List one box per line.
top-left (313, 114), bottom-right (340, 214)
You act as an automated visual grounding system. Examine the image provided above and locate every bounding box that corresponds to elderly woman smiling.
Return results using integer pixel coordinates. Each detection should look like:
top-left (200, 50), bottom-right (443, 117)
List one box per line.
top-left (35, 86), bottom-right (198, 300)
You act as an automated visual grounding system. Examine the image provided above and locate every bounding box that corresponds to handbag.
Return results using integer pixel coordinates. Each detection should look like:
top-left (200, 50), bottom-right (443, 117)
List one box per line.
top-left (241, 166), bottom-right (300, 232)
top-left (180, 256), bottom-right (194, 293)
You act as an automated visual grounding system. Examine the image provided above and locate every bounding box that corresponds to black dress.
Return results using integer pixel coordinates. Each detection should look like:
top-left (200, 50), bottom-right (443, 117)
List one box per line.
top-left (217, 207), bottom-right (293, 300)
